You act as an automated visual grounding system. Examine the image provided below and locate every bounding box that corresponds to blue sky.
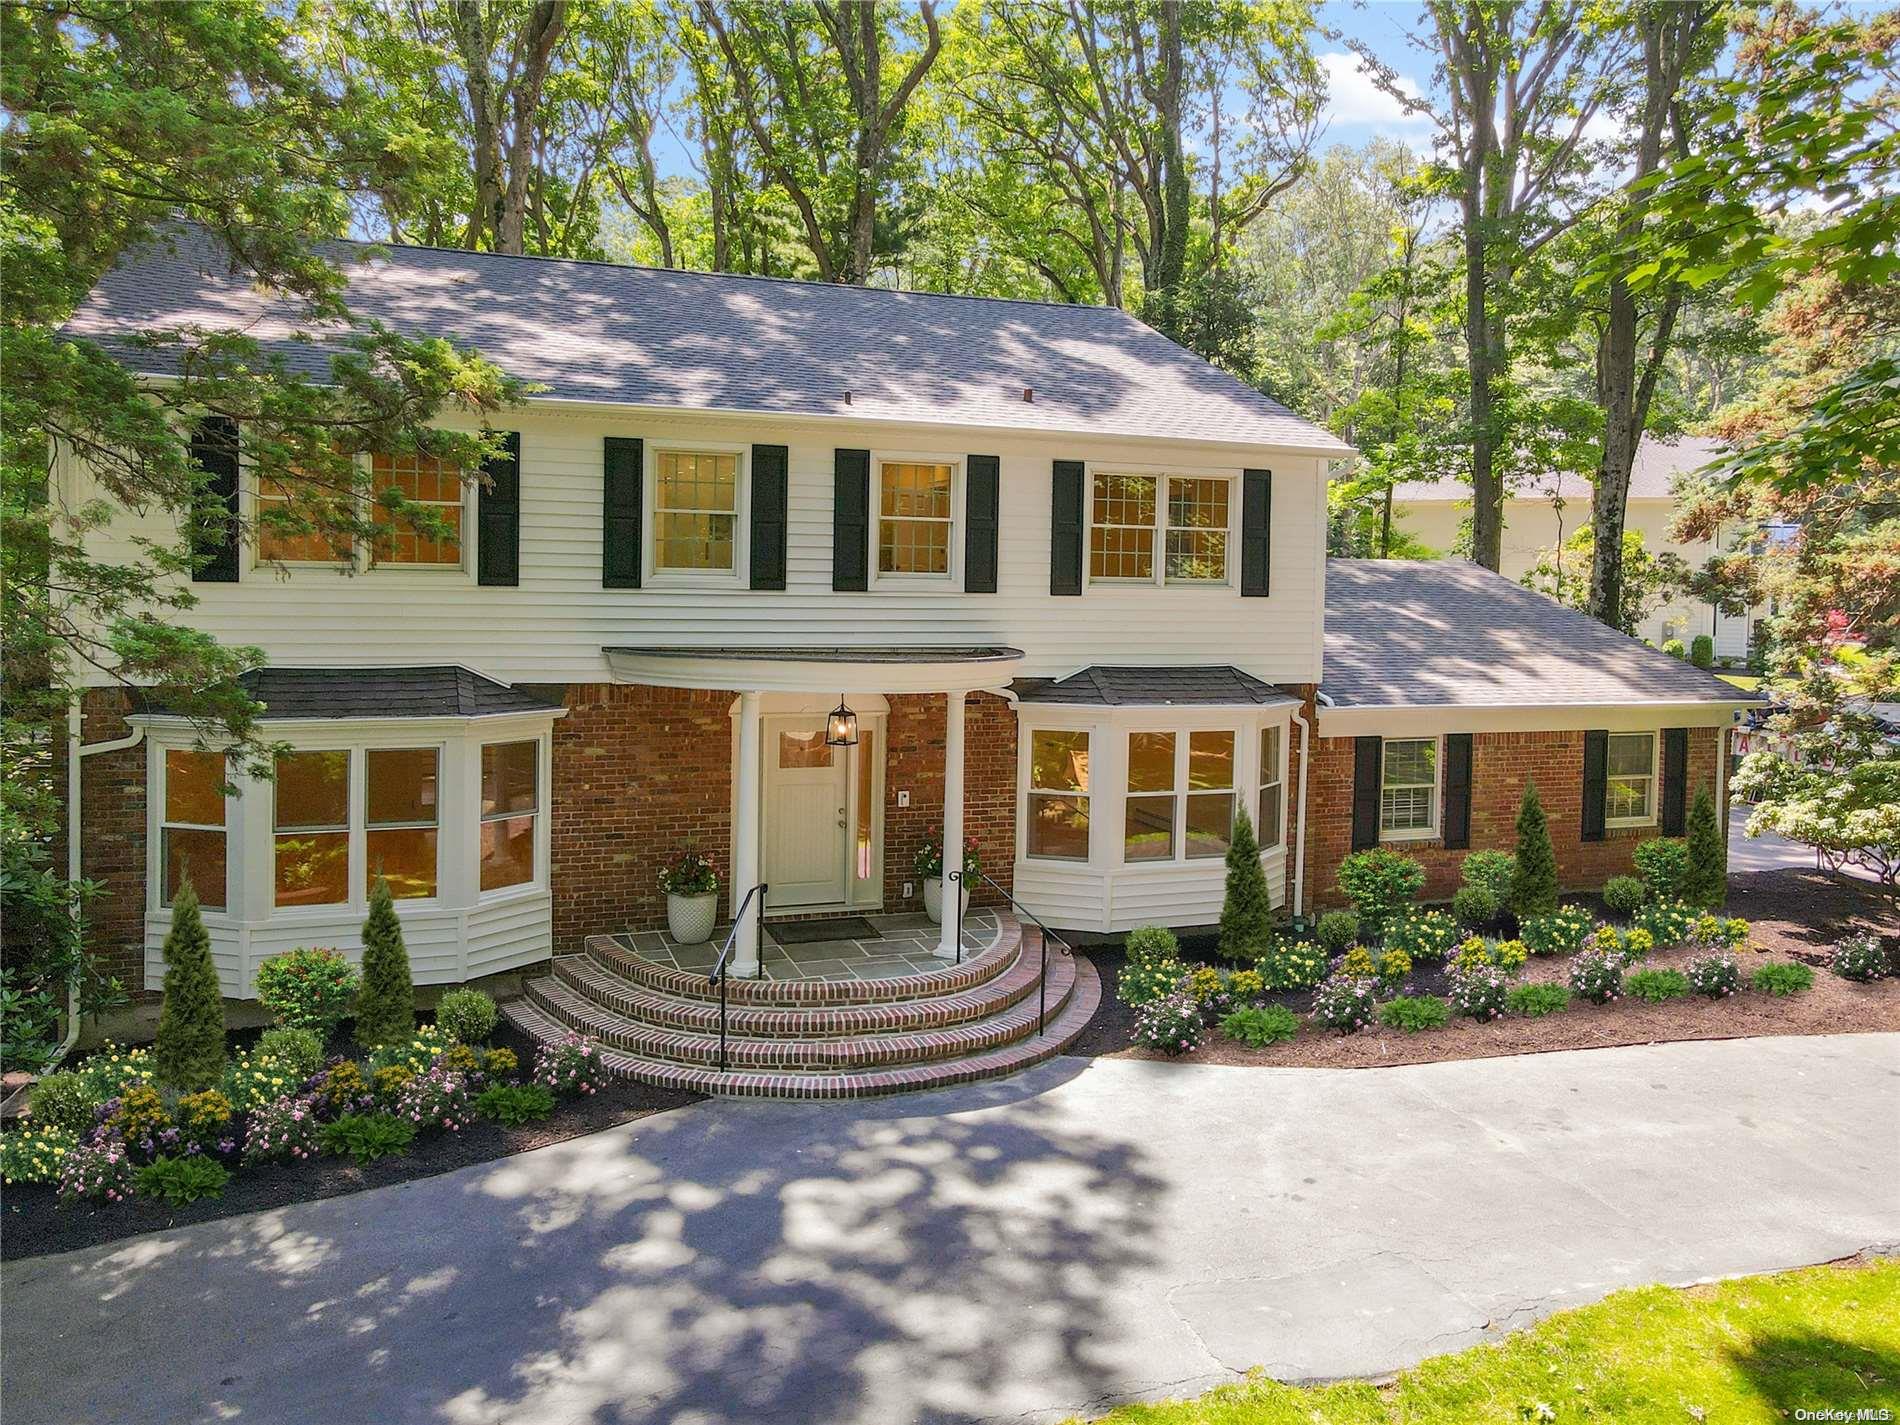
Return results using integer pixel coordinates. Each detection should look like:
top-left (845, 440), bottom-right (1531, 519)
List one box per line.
top-left (1312, 1), bottom-right (1441, 152)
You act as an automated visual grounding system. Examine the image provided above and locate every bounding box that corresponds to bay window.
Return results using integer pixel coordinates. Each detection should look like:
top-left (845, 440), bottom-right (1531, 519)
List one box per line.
top-left (366, 748), bottom-right (440, 898)
top-left (1380, 738), bottom-right (1438, 839)
top-left (1120, 728), bottom-right (1236, 863)
top-left (1184, 730), bottom-right (1236, 857)
top-left (274, 751), bottom-right (351, 907)
top-left (1027, 729), bottom-right (1090, 860)
top-left (877, 459), bottom-right (955, 576)
top-left (653, 449), bottom-right (740, 574)
top-left (480, 740), bottom-right (539, 891)
top-left (1089, 471), bottom-right (1233, 585)
top-left (1606, 732), bottom-right (1657, 825)
top-left (1258, 725), bottom-right (1284, 850)
top-left (162, 749), bottom-right (227, 910)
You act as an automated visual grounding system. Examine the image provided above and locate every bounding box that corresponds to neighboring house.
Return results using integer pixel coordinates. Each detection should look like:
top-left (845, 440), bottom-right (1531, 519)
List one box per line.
top-left (1389, 436), bottom-right (1767, 658)
top-left (58, 231), bottom-right (1755, 1091)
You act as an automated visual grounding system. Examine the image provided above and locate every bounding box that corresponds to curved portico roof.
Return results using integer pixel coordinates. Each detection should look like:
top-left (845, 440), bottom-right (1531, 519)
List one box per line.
top-left (603, 645), bottom-right (1025, 695)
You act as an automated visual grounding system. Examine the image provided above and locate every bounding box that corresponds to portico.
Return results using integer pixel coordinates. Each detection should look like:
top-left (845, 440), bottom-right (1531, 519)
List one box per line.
top-left (601, 645), bottom-right (1024, 975)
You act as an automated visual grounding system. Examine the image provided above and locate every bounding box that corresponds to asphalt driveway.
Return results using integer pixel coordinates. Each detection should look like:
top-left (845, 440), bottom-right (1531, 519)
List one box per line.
top-left (6, 1034), bottom-right (1898, 1425)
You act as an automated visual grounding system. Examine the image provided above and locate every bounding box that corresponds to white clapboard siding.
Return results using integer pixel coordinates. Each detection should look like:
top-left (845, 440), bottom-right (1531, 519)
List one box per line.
top-left (1014, 850), bottom-right (1286, 934)
top-left (68, 407), bottom-right (1329, 687)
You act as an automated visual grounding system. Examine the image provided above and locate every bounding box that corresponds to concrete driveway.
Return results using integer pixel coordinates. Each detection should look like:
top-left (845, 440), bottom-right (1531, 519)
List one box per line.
top-left (6, 1034), bottom-right (1899, 1425)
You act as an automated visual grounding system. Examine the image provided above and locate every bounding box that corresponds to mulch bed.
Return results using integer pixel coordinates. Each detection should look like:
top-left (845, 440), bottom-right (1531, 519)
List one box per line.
top-left (1071, 870), bottom-right (1900, 1070)
top-left (0, 1017), bottom-right (702, 1263)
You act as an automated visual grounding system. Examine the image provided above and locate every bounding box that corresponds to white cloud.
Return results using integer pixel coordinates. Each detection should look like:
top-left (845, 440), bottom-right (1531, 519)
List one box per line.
top-left (1318, 51), bottom-right (1434, 132)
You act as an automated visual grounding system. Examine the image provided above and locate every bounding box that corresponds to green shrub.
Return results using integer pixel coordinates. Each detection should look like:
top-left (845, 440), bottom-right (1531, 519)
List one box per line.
top-left (1314, 910), bottom-right (1360, 954)
top-left (1218, 806), bottom-right (1273, 962)
top-left (1383, 908), bottom-right (1460, 962)
top-left (1, 1122), bottom-right (78, 1185)
top-left (1632, 839), bottom-right (1691, 900)
top-left (1690, 634), bottom-right (1714, 668)
top-left (1687, 953), bottom-right (1741, 999)
top-left (1133, 993), bottom-right (1203, 1055)
top-left (1569, 949), bottom-right (1624, 1005)
top-left (27, 1070), bottom-right (99, 1134)
top-left (1626, 968), bottom-right (1690, 1003)
top-left (67, 1043), bottom-right (154, 1106)
top-left (1509, 783), bottom-right (1560, 918)
top-left (1750, 962), bottom-right (1815, 996)
top-left (435, 988), bottom-right (500, 1046)
top-left (1682, 787), bottom-right (1727, 910)
top-left (1125, 926), bottom-right (1181, 965)
top-left (1634, 898), bottom-right (1699, 949)
top-left (1451, 884), bottom-right (1499, 929)
top-left (320, 1112), bottom-right (416, 1164)
top-left (1118, 956), bottom-right (1187, 1008)
top-left (1257, 940), bottom-right (1328, 992)
top-left (253, 947), bottom-right (359, 1037)
top-left (153, 879), bottom-right (227, 1092)
top-left (1219, 1004), bottom-right (1300, 1047)
top-left (256, 1026), bottom-right (325, 1078)
top-left (1376, 947), bottom-right (1413, 991)
top-left (1379, 996), bottom-right (1449, 1033)
top-left (1459, 850), bottom-right (1517, 902)
top-left (1506, 983), bottom-right (1570, 1018)
top-left (1831, 933), bottom-right (1891, 983)
top-left (135, 1154), bottom-right (230, 1206)
top-left (1662, 637), bottom-right (1688, 659)
top-left (474, 1081), bottom-right (556, 1126)
top-left (1603, 876), bottom-right (1647, 917)
top-left (1335, 849), bottom-right (1426, 932)
top-left (223, 1049), bottom-right (309, 1113)
top-left (354, 877), bottom-right (415, 1049)
top-left (1310, 976), bottom-right (1378, 1034)
top-left (1520, 905), bottom-right (1595, 956)
top-left (482, 1046), bottom-right (519, 1079)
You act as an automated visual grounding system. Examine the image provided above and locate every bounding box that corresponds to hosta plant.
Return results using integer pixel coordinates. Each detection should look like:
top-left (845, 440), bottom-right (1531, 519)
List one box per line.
top-left (1633, 898), bottom-right (1698, 949)
top-left (1625, 968), bottom-right (1690, 1003)
top-left (1310, 976), bottom-right (1379, 1035)
top-left (1118, 956), bottom-right (1187, 1009)
top-left (475, 1082), bottom-right (557, 1126)
top-left (534, 1033), bottom-right (608, 1097)
top-left (320, 1113), bottom-right (417, 1165)
top-left (1519, 906), bottom-right (1594, 956)
top-left (1686, 954), bottom-right (1741, 1000)
top-left (1218, 1003), bottom-right (1299, 1048)
top-left (1568, 950), bottom-right (1624, 1005)
top-left (1379, 995), bottom-right (1450, 1033)
top-left (57, 1136), bottom-right (135, 1204)
top-left (253, 948), bottom-right (360, 1037)
top-left (1257, 940), bottom-right (1328, 992)
top-left (243, 1095), bottom-right (323, 1165)
top-left (1506, 983), bottom-right (1571, 1018)
top-left (136, 1154), bottom-right (231, 1207)
top-left (1446, 965), bottom-right (1510, 1021)
top-left (0, 1123), bottom-right (78, 1185)
top-left (1133, 993), bottom-right (1204, 1055)
top-left (1750, 962), bottom-right (1815, 996)
top-left (1831, 933), bottom-right (1891, 983)
top-left (1383, 909), bottom-right (1460, 962)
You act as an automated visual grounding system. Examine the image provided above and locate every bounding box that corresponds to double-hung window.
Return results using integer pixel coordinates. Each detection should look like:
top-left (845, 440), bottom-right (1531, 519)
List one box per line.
top-left (1606, 732), bottom-right (1657, 825)
top-left (1121, 729), bottom-right (1236, 862)
top-left (162, 750), bottom-right (227, 910)
top-left (274, 747), bottom-right (443, 908)
top-left (1258, 725), bottom-right (1284, 850)
top-left (1026, 730), bottom-right (1090, 860)
top-left (274, 751), bottom-right (352, 907)
top-left (480, 740), bottom-right (540, 891)
top-left (256, 471), bottom-right (355, 565)
top-left (1380, 738), bottom-right (1438, 839)
top-left (877, 460), bottom-right (955, 577)
top-left (653, 449), bottom-right (740, 575)
top-left (369, 450), bottom-right (465, 567)
top-left (1089, 472), bottom-right (1232, 585)
top-left (366, 749), bottom-right (440, 898)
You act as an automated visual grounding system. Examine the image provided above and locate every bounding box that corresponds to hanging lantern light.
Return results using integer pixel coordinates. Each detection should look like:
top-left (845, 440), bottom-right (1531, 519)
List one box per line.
top-left (826, 694), bottom-right (859, 748)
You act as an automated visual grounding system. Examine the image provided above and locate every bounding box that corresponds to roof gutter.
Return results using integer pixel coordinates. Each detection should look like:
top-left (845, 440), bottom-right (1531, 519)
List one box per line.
top-left (58, 700), bottom-right (145, 1067)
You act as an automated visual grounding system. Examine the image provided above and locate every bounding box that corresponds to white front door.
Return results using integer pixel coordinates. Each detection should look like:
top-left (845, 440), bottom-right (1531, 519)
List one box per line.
top-left (763, 718), bottom-right (851, 909)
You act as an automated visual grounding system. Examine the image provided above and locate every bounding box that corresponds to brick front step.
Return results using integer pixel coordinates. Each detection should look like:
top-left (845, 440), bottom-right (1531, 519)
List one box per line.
top-left (582, 917), bottom-right (1020, 1008)
top-left (526, 949), bottom-right (1077, 1072)
top-left (553, 937), bottom-right (1048, 1038)
top-left (501, 950), bottom-right (1101, 1100)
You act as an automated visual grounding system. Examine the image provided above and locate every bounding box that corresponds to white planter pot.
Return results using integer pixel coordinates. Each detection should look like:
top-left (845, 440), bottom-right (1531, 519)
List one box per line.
top-left (922, 876), bottom-right (971, 925)
top-left (666, 891), bottom-right (719, 945)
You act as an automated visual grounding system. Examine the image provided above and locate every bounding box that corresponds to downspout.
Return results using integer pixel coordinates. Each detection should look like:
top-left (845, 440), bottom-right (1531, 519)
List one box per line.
top-left (57, 698), bottom-right (145, 1066)
top-left (1293, 690), bottom-right (1332, 920)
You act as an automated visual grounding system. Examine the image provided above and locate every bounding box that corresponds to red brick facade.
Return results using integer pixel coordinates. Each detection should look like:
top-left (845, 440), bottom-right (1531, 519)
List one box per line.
top-left (1303, 724), bottom-right (1724, 907)
top-left (56, 690), bottom-right (149, 994)
top-left (881, 692), bottom-right (1017, 912)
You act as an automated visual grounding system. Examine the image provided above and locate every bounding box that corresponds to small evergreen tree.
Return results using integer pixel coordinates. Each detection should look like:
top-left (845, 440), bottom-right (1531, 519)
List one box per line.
top-left (1510, 781), bottom-right (1559, 918)
top-left (1219, 805), bottom-right (1273, 962)
top-left (1682, 785), bottom-right (1727, 909)
top-left (154, 879), bottom-right (226, 1091)
top-left (354, 875), bottom-right (415, 1048)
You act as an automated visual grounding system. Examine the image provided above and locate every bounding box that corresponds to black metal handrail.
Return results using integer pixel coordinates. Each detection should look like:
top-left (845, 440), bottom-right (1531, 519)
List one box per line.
top-left (952, 869), bottom-right (1072, 1036)
top-left (708, 881), bottom-right (768, 1072)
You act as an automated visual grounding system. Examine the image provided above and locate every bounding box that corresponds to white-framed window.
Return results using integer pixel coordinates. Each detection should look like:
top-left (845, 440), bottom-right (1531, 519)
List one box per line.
top-left (1258, 724), bottom-right (1284, 851)
top-left (1026, 729), bottom-right (1090, 861)
top-left (1088, 470), bottom-right (1234, 586)
top-left (256, 448), bottom-right (469, 571)
top-left (273, 746), bottom-right (446, 908)
top-left (365, 748), bottom-right (441, 899)
top-left (650, 446), bottom-right (744, 579)
top-left (876, 457), bottom-right (957, 579)
top-left (161, 749), bottom-right (228, 911)
top-left (255, 469), bottom-right (356, 566)
top-left (1121, 728), bottom-right (1237, 863)
top-left (1380, 737), bottom-right (1438, 840)
top-left (1606, 731), bottom-right (1658, 826)
top-left (480, 739), bottom-right (540, 892)
top-left (274, 749), bottom-right (353, 908)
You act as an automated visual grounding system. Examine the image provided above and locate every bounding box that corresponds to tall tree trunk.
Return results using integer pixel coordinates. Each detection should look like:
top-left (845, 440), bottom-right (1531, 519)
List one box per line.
top-left (454, 1), bottom-right (503, 249)
top-left (496, 1), bottom-right (568, 256)
top-left (1151, 2), bottom-right (1190, 317)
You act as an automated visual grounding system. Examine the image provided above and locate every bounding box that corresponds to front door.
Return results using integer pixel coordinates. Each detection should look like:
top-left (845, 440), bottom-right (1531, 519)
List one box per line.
top-left (763, 718), bottom-right (851, 909)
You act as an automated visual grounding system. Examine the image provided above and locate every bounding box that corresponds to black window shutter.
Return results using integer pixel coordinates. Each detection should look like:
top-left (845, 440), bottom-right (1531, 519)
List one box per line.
top-left (1660, 727), bottom-right (1689, 835)
top-left (477, 431), bottom-right (521, 587)
top-left (750, 444), bottom-right (788, 591)
top-left (1241, 468), bottom-right (1273, 597)
top-left (1050, 459), bottom-right (1084, 596)
top-left (189, 416), bottom-right (240, 583)
top-left (1442, 733), bottom-right (1473, 850)
top-left (965, 454), bottom-right (1000, 593)
top-left (602, 437), bottom-right (643, 589)
top-left (1581, 728), bottom-right (1609, 842)
top-left (1351, 736), bottom-right (1383, 851)
top-left (833, 448), bottom-right (870, 591)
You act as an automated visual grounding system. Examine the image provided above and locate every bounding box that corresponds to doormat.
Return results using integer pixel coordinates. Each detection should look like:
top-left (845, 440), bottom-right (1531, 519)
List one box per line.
top-left (768, 916), bottom-right (882, 945)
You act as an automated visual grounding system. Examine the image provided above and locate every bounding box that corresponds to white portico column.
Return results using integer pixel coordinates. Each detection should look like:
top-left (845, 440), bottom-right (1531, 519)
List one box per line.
top-left (936, 690), bottom-right (966, 960)
top-left (731, 690), bottom-right (764, 976)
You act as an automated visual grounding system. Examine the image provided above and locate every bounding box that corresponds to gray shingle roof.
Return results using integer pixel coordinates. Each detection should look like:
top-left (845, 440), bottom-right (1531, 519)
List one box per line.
top-left (142, 666), bottom-right (564, 720)
top-left (66, 226), bottom-right (1351, 452)
top-left (1012, 666), bottom-right (1298, 707)
top-left (1322, 560), bottom-right (1759, 708)
top-left (1389, 435), bottom-right (1725, 503)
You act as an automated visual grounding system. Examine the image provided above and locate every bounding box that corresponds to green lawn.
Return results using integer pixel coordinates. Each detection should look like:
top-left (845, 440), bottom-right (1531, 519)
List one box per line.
top-left (1073, 1259), bottom-right (1900, 1424)
top-left (1717, 673), bottom-right (1765, 691)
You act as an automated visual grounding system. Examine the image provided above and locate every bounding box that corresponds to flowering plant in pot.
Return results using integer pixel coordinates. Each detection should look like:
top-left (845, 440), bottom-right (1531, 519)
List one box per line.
top-left (914, 834), bottom-right (980, 924)
top-left (658, 849), bottom-right (720, 945)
